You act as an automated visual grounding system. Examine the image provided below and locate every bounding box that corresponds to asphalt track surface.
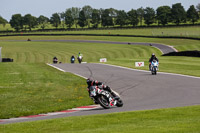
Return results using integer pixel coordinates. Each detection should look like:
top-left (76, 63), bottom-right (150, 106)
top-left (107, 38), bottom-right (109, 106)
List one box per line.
top-left (32, 40), bottom-right (177, 54)
top-left (2, 63), bottom-right (200, 124)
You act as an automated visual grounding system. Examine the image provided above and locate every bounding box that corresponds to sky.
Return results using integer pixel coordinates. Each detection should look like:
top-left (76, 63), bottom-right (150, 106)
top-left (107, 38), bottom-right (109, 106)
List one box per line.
top-left (1, 0), bottom-right (199, 21)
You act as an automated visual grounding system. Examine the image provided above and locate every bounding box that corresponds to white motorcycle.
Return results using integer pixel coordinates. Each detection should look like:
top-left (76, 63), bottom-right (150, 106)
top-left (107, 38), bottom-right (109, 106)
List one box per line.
top-left (77, 56), bottom-right (82, 64)
top-left (150, 60), bottom-right (159, 75)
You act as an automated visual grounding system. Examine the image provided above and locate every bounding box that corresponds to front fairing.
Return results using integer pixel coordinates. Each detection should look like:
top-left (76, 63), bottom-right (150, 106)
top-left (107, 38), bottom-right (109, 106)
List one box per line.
top-left (89, 86), bottom-right (97, 96)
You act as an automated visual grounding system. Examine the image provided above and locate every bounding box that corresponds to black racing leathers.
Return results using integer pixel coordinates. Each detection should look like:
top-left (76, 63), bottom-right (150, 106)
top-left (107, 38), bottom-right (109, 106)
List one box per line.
top-left (149, 56), bottom-right (159, 62)
top-left (87, 81), bottom-right (111, 95)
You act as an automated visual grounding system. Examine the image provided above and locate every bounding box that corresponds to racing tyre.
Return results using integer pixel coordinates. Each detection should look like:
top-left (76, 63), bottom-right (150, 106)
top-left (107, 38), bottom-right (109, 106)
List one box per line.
top-left (97, 95), bottom-right (110, 109)
top-left (116, 99), bottom-right (123, 107)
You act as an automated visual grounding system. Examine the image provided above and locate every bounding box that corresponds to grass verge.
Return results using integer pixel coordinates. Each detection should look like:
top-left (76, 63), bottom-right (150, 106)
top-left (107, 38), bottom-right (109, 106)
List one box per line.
top-left (0, 63), bottom-right (92, 119)
top-left (1, 105), bottom-right (200, 132)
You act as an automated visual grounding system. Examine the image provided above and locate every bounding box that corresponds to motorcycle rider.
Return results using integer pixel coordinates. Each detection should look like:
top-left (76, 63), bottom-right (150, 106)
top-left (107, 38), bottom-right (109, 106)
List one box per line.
top-left (71, 55), bottom-right (75, 63)
top-left (86, 78), bottom-right (119, 100)
top-left (77, 52), bottom-right (83, 63)
top-left (149, 53), bottom-right (159, 70)
top-left (53, 56), bottom-right (58, 64)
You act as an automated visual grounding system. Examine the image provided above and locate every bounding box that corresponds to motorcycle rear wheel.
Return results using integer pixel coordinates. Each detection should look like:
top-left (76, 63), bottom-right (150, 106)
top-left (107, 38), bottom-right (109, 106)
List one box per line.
top-left (116, 99), bottom-right (123, 107)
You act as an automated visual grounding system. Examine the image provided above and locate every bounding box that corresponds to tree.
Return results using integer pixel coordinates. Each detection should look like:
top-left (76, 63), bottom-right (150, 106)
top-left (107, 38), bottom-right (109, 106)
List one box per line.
top-left (115, 10), bottom-right (128, 27)
top-left (82, 5), bottom-right (93, 28)
top-left (156, 6), bottom-right (171, 26)
top-left (50, 13), bottom-right (61, 29)
top-left (38, 15), bottom-right (49, 30)
top-left (91, 9), bottom-right (100, 28)
top-left (187, 5), bottom-right (199, 24)
top-left (196, 3), bottom-right (200, 12)
top-left (99, 8), bottom-right (104, 27)
top-left (23, 14), bottom-right (38, 31)
top-left (0, 16), bottom-right (7, 27)
top-left (60, 12), bottom-right (66, 28)
top-left (10, 14), bottom-right (23, 31)
top-left (78, 10), bottom-right (86, 28)
top-left (137, 7), bottom-right (144, 26)
top-left (144, 7), bottom-right (155, 26)
top-left (101, 9), bottom-right (114, 27)
top-left (127, 9), bottom-right (139, 27)
top-left (171, 3), bottom-right (186, 25)
top-left (71, 7), bottom-right (81, 29)
top-left (65, 9), bottom-right (74, 28)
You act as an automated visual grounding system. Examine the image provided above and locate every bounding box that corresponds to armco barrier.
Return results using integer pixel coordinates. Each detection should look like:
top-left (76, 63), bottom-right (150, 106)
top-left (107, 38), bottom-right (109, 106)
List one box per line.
top-left (162, 51), bottom-right (200, 57)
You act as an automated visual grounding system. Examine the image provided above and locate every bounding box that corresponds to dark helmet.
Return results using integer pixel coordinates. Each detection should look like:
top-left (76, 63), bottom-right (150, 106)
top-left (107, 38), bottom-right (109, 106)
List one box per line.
top-left (86, 78), bottom-right (92, 86)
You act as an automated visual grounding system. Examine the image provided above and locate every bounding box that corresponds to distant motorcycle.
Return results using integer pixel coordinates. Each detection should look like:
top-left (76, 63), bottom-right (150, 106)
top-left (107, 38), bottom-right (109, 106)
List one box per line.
top-left (89, 86), bottom-right (123, 109)
top-left (77, 56), bottom-right (82, 64)
top-left (71, 56), bottom-right (75, 63)
top-left (53, 57), bottom-right (58, 64)
top-left (150, 60), bottom-right (159, 75)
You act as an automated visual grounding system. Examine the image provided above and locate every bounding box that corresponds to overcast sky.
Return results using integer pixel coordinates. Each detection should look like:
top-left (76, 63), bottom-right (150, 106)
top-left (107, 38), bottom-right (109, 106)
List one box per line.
top-left (1, 0), bottom-right (199, 21)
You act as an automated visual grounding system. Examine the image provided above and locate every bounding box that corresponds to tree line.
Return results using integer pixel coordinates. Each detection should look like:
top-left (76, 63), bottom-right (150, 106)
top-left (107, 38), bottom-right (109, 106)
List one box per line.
top-left (1, 3), bottom-right (200, 31)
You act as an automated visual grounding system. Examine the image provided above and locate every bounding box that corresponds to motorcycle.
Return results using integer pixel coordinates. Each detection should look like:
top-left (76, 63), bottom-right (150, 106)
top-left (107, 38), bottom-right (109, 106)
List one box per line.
top-left (53, 57), bottom-right (58, 64)
top-left (89, 86), bottom-right (123, 109)
top-left (77, 56), bottom-right (82, 64)
top-left (150, 60), bottom-right (159, 75)
top-left (71, 57), bottom-right (75, 64)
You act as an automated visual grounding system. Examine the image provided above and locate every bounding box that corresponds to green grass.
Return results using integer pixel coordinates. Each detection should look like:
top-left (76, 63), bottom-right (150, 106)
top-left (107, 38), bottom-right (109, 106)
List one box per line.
top-left (1, 105), bottom-right (200, 133)
top-left (0, 63), bottom-right (92, 119)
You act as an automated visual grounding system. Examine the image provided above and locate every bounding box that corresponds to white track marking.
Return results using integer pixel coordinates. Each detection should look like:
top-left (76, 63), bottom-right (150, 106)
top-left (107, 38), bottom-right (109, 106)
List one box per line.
top-left (47, 63), bottom-right (87, 79)
top-left (47, 63), bottom-right (66, 72)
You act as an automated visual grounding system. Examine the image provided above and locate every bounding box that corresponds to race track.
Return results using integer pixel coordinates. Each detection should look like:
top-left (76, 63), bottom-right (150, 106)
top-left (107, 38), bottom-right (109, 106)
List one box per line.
top-left (52, 63), bottom-right (200, 111)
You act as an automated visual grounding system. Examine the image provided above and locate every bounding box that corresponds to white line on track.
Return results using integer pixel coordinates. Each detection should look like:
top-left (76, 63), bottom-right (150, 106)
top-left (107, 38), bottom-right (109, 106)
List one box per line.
top-left (47, 63), bottom-right (87, 79)
top-left (47, 63), bottom-right (66, 72)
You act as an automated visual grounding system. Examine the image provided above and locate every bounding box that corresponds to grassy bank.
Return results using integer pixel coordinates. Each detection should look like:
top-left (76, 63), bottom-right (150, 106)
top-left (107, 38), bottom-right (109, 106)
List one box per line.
top-left (1, 105), bottom-right (200, 132)
top-left (0, 63), bottom-right (92, 119)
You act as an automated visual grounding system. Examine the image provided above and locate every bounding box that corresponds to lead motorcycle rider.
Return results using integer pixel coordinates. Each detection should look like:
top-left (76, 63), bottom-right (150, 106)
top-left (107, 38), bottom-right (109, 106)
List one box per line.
top-left (86, 78), bottom-right (119, 102)
top-left (149, 53), bottom-right (159, 70)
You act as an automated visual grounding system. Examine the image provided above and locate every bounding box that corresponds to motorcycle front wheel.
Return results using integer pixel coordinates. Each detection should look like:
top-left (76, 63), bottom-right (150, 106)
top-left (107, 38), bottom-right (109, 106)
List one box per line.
top-left (97, 95), bottom-right (110, 109)
top-left (152, 67), bottom-right (156, 75)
